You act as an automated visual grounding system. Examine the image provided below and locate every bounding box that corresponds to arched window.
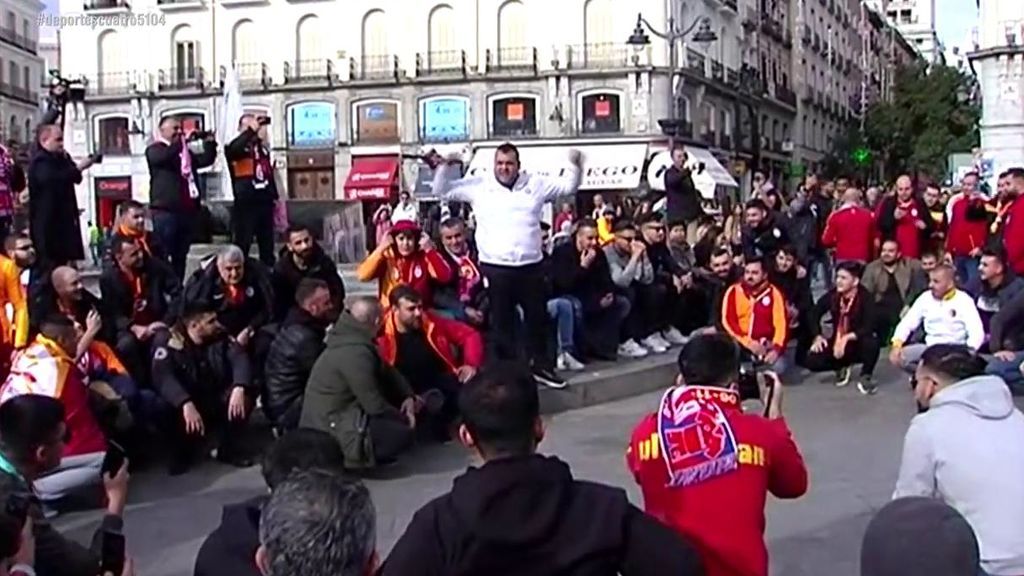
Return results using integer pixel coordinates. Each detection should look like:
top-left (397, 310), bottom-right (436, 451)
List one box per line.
top-left (286, 101), bottom-right (336, 148)
top-left (490, 94), bottom-right (537, 137)
top-left (418, 96), bottom-right (469, 142)
top-left (296, 14), bottom-right (325, 77)
top-left (232, 19), bottom-right (257, 64)
top-left (8, 116), bottom-right (17, 143)
top-left (96, 116), bottom-right (130, 155)
top-left (360, 9), bottom-right (389, 77)
top-left (583, 0), bottom-right (613, 64)
top-left (171, 25), bottom-right (199, 85)
top-left (97, 29), bottom-right (124, 92)
top-left (579, 92), bottom-right (620, 135)
top-left (427, 5), bottom-right (457, 68)
top-left (352, 100), bottom-right (399, 144)
top-left (496, 0), bottom-right (527, 65)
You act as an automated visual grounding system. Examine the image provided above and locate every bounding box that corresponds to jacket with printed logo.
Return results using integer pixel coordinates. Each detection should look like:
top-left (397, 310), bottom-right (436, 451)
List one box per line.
top-left (356, 247), bottom-right (452, 309)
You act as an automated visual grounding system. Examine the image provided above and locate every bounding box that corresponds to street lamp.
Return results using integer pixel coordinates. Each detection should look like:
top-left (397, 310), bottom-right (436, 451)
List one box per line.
top-left (626, 10), bottom-right (717, 127)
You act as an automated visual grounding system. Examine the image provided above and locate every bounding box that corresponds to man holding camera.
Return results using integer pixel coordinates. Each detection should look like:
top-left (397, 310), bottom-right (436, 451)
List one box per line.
top-left (627, 334), bottom-right (808, 576)
top-left (225, 115), bottom-right (277, 267)
top-left (145, 117), bottom-right (218, 279)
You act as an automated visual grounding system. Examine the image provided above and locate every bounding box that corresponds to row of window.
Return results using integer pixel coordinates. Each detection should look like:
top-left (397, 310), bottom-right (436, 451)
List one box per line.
top-left (92, 92), bottom-right (628, 155)
top-left (1, 115), bottom-right (34, 144)
top-left (0, 58), bottom-right (33, 90)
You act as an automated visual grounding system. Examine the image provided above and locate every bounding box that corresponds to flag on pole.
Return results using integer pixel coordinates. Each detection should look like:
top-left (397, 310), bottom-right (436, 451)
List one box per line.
top-left (217, 65), bottom-right (244, 201)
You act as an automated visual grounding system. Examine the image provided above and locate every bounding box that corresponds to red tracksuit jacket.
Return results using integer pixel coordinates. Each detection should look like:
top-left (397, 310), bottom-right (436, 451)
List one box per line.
top-left (627, 408), bottom-right (808, 576)
top-left (821, 205), bottom-right (875, 262)
top-left (945, 195), bottom-right (990, 257)
top-left (1003, 196), bottom-right (1024, 275)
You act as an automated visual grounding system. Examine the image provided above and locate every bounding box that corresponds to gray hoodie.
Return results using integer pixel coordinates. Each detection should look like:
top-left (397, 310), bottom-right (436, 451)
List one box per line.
top-left (894, 375), bottom-right (1024, 576)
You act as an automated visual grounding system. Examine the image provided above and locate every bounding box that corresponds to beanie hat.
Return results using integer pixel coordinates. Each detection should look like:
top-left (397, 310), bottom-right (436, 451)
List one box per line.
top-left (861, 497), bottom-right (980, 576)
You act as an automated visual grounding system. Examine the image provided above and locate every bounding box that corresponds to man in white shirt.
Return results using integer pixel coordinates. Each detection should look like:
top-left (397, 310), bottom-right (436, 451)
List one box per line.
top-left (888, 264), bottom-right (985, 375)
top-left (391, 191), bottom-right (419, 225)
top-left (430, 143), bottom-right (583, 388)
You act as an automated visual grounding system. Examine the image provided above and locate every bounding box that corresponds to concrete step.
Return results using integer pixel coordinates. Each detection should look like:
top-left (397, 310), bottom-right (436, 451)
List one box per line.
top-left (539, 353), bottom-right (677, 415)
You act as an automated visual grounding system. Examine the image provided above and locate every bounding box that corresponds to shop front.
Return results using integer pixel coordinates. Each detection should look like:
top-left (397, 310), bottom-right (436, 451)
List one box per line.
top-left (94, 176), bottom-right (133, 229)
top-left (285, 101), bottom-right (338, 200)
top-left (646, 146), bottom-right (740, 216)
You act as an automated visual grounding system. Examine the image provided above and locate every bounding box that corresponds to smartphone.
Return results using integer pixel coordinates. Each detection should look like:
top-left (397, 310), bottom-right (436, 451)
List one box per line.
top-left (90, 152), bottom-right (103, 164)
top-left (257, 116), bottom-right (271, 126)
top-left (100, 530), bottom-right (126, 575)
top-left (101, 441), bottom-right (126, 477)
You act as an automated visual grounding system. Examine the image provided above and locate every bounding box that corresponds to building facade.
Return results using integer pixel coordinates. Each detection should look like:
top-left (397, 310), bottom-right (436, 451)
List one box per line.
top-left (0, 0), bottom-right (44, 146)
top-left (866, 0), bottom-right (942, 64)
top-left (969, 0), bottom-right (1024, 178)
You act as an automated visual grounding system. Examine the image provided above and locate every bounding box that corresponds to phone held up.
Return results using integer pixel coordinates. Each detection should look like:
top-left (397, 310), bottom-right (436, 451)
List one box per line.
top-left (101, 441), bottom-right (127, 478)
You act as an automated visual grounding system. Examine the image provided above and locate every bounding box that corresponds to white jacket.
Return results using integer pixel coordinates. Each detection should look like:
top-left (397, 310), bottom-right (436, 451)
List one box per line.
top-left (892, 289), bottom-right (985, 349)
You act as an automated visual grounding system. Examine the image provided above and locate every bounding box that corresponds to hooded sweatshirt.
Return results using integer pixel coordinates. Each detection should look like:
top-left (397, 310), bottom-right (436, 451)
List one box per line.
top-left (379, 454), bottom-right (704, 576)
top-left (193, 495), bottom-right (265, 576)
top-left (893, 375), bottom-right (1024, 576)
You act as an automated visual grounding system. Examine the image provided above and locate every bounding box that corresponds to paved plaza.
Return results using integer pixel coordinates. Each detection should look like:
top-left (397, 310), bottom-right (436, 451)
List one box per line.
top-left (53, 359), bottom-right (1019, 576)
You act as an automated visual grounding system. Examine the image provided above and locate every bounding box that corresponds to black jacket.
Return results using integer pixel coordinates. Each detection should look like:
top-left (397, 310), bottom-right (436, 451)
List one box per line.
top-left (769, 267), bottom-right (813, 315)
top-left (271, 245), bottom-right (345, 321)
top-left (664, 165), bottom-right (703, 223)
top-left (643, 240), bottom-right (685, 284)
top-left (193, 495), bottom-right (265, 576)
top-left (550, 242), bottom-right (616, 313)
top-left (150, 328), bottom-right (254, 409)
top-left (28, 148), bottom-right (84, 264)
top-left (740, 215), bottom-right (790, 260)
top-left (786, 197), bottom-right (820, 263)
top-left (183, 257), bottom-right (274, 336)
top-left (989, 281), bottom-right (1024, 352)
top-left (145, 137), bottom-right (217, 212)
top-left (263, 307), bottom-right (327, 429)
top-left (99, 259), bottom-right (182, 337)
top-left (808, 286), bottom-right (876, 342)
top-left (379, 454), bottom-right (703, 576)
top-left (224, 128), bottom-right (278, 206)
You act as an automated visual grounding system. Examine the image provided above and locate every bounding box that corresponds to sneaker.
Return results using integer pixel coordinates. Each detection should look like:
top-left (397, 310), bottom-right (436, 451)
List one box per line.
top-left (834, 367), bottom-right (852, 387)
top-left (618, 339), bottom-right (649, 359)
top-left (533, 367), bottom-right (568, 389)
top-left (857, 376), bottom-right (878, 396)
top-left (641, 335), bottom-right (669, 354)
top-left (662, 326), bottom-right (689, 346)
top-left (559, 351), bottom-right (585, 371)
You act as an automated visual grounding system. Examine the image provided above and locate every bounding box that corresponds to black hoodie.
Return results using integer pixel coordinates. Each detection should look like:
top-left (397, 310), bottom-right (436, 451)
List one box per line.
top-left (380, 455), bottom-right (703, 576)
top-left (193, 495), bottom-right (265, 576)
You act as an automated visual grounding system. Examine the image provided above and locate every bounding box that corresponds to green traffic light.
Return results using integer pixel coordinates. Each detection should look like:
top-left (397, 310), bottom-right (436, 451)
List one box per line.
top-left (852, 147), bottom-right (871, 165)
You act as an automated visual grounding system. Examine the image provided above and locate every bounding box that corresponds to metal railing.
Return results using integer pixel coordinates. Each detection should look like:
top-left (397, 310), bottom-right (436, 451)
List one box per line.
top-left (686, 48), bottom-right (705, 75)
top-left (83, 0), bottom-right (130, 9)
top-left (283, 60), bottom-right (334, 84)
top-left (726, 68), bottom-right (739, 86)
top-left (566, 43), bottom-right (630, 69)
top-left (775, 84), bottom-right (797, 107)
top-left (711, 60), bottom-right (724, 81)
top-left (157, 0), bottom-right (202, 4)
top-left (88, 72), bottom-right (135, 96)
top-left (0, 28), bottom-right (36, 54)
top-left (157, 67), bottom-right (206, 91)
top-left (351, 55), bottom-right (398, 81)
top-left (0, 84), bottom-right (37, 105)
top-left (416, 50), bottom-right (466, 77)
top-left (487, 47), bottom-right (537, 73)
top-left (233, 62), bottom-right (269, 88)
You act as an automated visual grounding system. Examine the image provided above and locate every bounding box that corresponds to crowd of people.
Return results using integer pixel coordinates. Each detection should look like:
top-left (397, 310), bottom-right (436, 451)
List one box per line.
top-left (0, 97), bottom-right (1020, 576)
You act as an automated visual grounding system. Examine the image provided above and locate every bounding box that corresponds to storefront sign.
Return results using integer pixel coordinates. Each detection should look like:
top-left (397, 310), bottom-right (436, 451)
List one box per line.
top-left (466, 143), bottom-right (648, 190)
top-left (288, 102), bottom-right (336, 147)
top-left (420, 98), bottom-right (470, 141)
top-left (95, 176), bottom-right (132, 198)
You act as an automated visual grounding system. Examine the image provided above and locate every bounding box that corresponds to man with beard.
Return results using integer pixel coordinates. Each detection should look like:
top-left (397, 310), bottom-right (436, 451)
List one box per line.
top-left (861, 239), bottom-right (928, 343)
top-left (0, 235), bottom-right (29, 366)
top-left (721, 256), bottom-right (789, 373)
top-left (434, 216), bottom-right (487, 327)
top-left (821, 188), bottom-right (875, 264)
top-left (262, 279), bottom-right (336, 433)
top-left (945, 173), bottom-right (991, 286)
top-left (226, 115), bottom-right (277, 267)
top-left (694, 247), bottom-right (742, 331)
top-left (4, 233), bottom-right (34, 293)
top-left (877, 175), bottom-right (933, 260)
top-left (805, 174), bottom-right (836, 289)
top-left (922, 183), bottom-right (947, 250)
top-left (802, 262), bottom-right (880, 394)
top-left (966, 247), bottom-right (1024, 338)
top-left (182, 245), bottom-right (274, 352)
top-left (663, 145), bottom-right (704, 243)
top-left (636, 212), bottom-right (690, 345)
top-left (996, 168), bottom-right (1024, 276)
top-left (769, 246), bottom-right (813, 362)
top-left (106, 200), bottom-right (163, 263)
top-left (151, 301), bottom-right (256, 474)
top-left (271, 225), bottom-right (344, 321)
top-left (740, 199), bottom-right (790, 261)
top-left (605, 220), bottom-right (670, 355)
top-left (100, 236), bottom-right (182, 383)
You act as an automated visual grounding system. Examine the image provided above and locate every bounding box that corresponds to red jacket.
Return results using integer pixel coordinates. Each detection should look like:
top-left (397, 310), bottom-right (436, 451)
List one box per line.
top-left (627, 402), bottom-right (808, 576)
top-left (356, 247), bottom-right (452, 309)
top-left (945, 194), bottom-right (990, 257)
top-left (377, 309), bottom-right (484, 372)
top-left (821, 205), bottom-right (875, 262)
top-left (1003, 196), bottom-right (1024, 275)
top-left (721, 283), bottom-right (788, 352)
top-left (877, 197), bottom-right (929, 259)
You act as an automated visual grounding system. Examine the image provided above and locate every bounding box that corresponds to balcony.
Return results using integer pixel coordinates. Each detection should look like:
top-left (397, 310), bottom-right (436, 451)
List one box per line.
top-left (157, 67), bottom-right (207, 92)
top-left (0, 28), bottom-right (36, 54)
top-left (87, 72), bottom-right (136, 96)
top-left (566, 43), bottom-right (630, 69)
top-left (283, 60), bottom-right (335, 84)
top-left (83, 0), bottom-right (129, 10)
top-left (701, 130), bottom-right (717, 147)
top-left (486, 47), bottom-right (537, 74)
top-left (233, 62), bottom-right (270, 89)
top-left (0, 84), bottom-right (38, 105)
top-left (416, 50), bottom-right (467, 78)
top-left (156, 0), bottom-right (204, 9)
top-left (350, 55), bottom-right (399, 81)
top-left (686, 48), bottom-right (705, 76)
top-left (775, 84), bottom-right (797, 107)
top-left (711, 60), bottom-right (724, 82)
top-left (726, 68), bottom-right (739, 87)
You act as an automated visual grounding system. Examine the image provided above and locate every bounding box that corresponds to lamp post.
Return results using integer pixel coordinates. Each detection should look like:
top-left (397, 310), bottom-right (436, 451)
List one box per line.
top-left (626, 7), bottom-right (717, 131)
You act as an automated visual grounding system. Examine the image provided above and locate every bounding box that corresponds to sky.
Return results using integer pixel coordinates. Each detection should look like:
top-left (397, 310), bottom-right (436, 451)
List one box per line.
top-left (936, 0), bottom-right (980, 52)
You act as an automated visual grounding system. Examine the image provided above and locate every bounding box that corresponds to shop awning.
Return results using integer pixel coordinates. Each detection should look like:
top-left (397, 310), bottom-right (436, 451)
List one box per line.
top-left (343, 156), bottom-right (399, 201)
top-left (646, 148), bottom-right (739, 199)
top-left (467, 143), bottom-right (648, 191)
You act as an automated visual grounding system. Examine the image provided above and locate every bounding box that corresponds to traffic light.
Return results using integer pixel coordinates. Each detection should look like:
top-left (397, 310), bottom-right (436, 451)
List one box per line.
top-left (852, 147), bottom-right (872, 166)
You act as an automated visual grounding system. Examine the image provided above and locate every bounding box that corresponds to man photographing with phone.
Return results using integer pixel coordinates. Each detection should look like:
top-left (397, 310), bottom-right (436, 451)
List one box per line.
top-left (225, 114), bottom-right (277, 267)
top-left (626, 333), bottom-right (808, 576)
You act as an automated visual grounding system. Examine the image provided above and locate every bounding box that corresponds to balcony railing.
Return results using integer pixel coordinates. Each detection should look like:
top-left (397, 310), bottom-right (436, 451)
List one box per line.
top-left (726, 68), bottom-right (739, 86)
top-left (283, 59), bottom-right (335, 84)
top-left (83, 0), bottom-right (130, 9)
top-left (711, 60), bottom-right (724, 81)
top-left (232, 62), bottom-right (270, 88)
top-left (775, 84), bottom-right (797, 107)
top-left (0, 28), bottom-right (36, 54)
top-left (566, 43), bottom-right (630, 69)
top-left (88, 72), bottom-right (135, 96)
top-left (157, 67), bottom-right (207, 91)
top-left (417, 50), bottom-right (467, 77)
top-left (701, 130), bottom-right (717, 147)
top-left (156, 0), bottom-right (203, 7)
top-left (686, 48), bottom-right (705, 75)
top-left (351, 55), bottom-right (399, 81)
top-left (0, 84), bottom-right (38, 105)
top-left (486, 47), bottom-right (537, 73)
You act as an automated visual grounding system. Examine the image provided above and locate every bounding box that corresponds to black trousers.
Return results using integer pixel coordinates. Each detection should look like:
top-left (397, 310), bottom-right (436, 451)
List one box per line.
top-left (368, 412), bottom-right (415, 463)
top-left (232, 202), bottom-right (275, 267)
top-left (481, 262), bottom-right (553, 370)
top-left (874, 303), bottom-right (903, 344)
top-left (152, 209), bottom-right (194, 279)
top-left (165, 389), bottom-right (249, 459)
top-left (801, 334), bottom-right (882, 377)
top-left (621, 282), bottom-right (668, 341)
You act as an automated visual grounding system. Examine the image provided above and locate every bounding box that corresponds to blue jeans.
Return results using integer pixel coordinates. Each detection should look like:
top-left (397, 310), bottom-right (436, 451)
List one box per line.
top-left (954, 255), bottom-right (980, 287)
top-left (547, 297), bottom-right (582, 354)
top-left (986, 350), bottom-right (1024, 392)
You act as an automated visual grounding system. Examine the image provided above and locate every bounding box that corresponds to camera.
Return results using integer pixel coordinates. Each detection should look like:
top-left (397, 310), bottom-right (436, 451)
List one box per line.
top-left (257, 116), bottom-right (271, 126)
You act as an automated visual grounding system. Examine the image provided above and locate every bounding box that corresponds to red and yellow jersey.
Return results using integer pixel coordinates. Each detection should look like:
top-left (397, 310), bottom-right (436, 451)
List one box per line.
top-left (356, 247), bottom-right (452, 309)
top-left (721, 282), bottom-right (788, 351)
top-left (0, 255), bottom-right (27, 349)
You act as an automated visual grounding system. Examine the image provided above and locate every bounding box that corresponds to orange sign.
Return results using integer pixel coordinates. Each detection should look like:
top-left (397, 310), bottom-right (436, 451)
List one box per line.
top-left (595, 100), bottom-right (611, 118)
top-left (506, 102), bottom-right (524, 121)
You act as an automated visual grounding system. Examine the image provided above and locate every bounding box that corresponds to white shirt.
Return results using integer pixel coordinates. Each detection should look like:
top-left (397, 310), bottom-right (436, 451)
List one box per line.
top-left (893, 289), bottom-right (985, 349)
top-left (391, 200), bottom-right (419, 224)
top-left (432, 163), bottom-right (581, 266)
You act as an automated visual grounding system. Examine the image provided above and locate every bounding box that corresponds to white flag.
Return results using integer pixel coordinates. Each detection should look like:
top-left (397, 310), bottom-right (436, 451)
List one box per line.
top-left (216, 66), bottom-right (245, 201)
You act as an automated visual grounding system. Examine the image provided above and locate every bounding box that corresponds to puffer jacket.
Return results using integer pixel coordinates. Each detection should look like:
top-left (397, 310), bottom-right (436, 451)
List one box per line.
top-left (262, 307), bottom-right (327, 429)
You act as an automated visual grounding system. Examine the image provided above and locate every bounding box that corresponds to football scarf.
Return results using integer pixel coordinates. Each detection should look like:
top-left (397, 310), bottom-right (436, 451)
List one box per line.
top-left (657, 385), bottom-right (740, 488)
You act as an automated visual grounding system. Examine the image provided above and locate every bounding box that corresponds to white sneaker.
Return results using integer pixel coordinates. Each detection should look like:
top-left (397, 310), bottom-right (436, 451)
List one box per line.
top-left (618, 339), bottom-right (649, 358)
top-left (641, 335), bottom-right (669, 354)
top-left (653, 333), bottom-right (673, 349)
top-left (560, 351), bottom-right (585, 371)
top-left (556, 354), bottom-right (567, 371)
top-left (662, 326), bottom-right (688, 346)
